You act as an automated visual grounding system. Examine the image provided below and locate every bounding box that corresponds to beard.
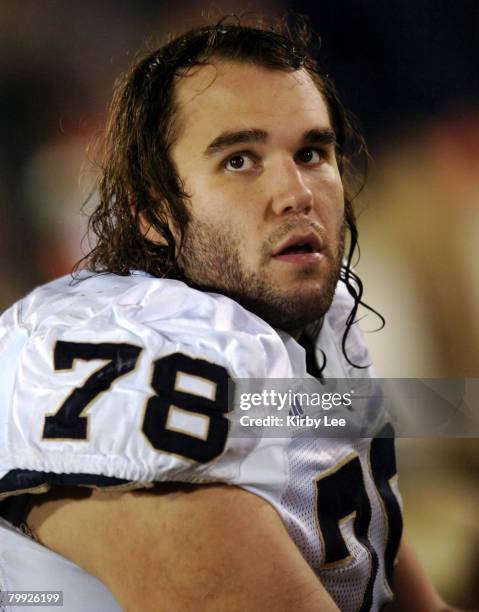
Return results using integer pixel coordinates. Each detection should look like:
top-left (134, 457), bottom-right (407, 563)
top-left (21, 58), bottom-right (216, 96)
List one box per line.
top-left (177, 216), bottom-right (345, 333)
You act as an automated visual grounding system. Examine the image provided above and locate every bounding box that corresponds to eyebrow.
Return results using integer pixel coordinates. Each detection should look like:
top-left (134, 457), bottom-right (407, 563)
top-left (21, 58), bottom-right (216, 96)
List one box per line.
top-left (303, 128), bottom-right (337, 146)
top-left (203, 127), bottom-right (337, 157)
top-left (204, 129), bottom-right (267, 157)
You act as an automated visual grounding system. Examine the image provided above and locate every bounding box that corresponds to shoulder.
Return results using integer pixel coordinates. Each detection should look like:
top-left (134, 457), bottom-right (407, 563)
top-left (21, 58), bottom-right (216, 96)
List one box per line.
top-left (2, 271), bottom-right (292, 379)
top-left (15, 270), bottom-right (260, 329)
top-left (0, 272), bottom-right (296, 498)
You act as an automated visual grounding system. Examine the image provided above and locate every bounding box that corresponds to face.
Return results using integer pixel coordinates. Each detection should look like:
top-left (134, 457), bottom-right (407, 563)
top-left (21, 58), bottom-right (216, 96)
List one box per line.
top-left (170, 60), bottom-right (345, 332)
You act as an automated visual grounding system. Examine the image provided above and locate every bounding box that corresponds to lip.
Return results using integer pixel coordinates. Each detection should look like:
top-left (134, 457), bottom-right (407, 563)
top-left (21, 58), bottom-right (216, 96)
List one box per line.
top-left (272, 251), bottom-right (324, 265)
top-left (271, 232), bottom-right (324, 263)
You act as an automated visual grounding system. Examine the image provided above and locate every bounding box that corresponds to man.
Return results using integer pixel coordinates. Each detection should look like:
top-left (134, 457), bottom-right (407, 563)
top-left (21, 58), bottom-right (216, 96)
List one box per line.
top-left (0, 20), bottom-right (458, 612)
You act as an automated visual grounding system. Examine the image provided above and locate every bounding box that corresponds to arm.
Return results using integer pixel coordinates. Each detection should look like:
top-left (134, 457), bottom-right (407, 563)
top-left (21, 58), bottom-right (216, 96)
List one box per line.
top-left (387, 537), bottom-right (462, 612)
top-left (27, 484), bottom-right (339, 612)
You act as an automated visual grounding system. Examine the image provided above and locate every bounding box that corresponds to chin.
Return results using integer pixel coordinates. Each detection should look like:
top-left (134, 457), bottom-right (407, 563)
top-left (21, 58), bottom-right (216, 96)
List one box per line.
top-left (229, 284), bottom-right (337, 333)
top-left (182, 261), bottom-right (341, 332)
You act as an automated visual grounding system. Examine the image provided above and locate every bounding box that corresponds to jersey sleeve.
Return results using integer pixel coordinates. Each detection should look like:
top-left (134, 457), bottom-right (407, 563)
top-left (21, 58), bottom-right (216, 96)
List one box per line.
top-left (0, 274), bottom-right (294, 500)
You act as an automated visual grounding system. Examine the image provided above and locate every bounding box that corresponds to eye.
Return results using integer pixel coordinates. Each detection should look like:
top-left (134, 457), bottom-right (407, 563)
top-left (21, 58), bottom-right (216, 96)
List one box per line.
top-left (296, 147), bottom-right (325, 165)
top-left (224, 153), bottom-right (255, 172)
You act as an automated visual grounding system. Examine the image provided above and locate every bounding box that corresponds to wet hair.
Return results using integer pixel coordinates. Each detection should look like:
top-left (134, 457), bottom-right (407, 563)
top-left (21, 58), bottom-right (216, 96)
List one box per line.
top-left (78, 15), bottom-right (384, 369)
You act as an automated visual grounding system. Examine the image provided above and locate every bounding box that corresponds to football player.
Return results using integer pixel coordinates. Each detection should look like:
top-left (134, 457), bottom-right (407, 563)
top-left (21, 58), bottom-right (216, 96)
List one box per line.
top-left (0, 19), bottom-right (461, 612)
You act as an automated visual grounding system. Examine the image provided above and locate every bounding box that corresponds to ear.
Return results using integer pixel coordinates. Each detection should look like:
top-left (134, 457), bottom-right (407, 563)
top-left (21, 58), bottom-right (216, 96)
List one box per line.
top-left (129, 192), bottom-right (164, 243)
top-left (138, 213), bottom-right (161, 242)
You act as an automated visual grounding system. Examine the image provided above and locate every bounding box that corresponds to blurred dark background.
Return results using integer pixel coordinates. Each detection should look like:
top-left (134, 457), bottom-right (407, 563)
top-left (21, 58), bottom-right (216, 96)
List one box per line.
top-left (1, 1), bottom-right (478, 606)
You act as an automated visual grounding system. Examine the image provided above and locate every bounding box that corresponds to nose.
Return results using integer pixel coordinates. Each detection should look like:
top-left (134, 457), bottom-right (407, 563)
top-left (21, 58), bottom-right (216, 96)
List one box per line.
top-left (270, 159), bottom-right (314, 216)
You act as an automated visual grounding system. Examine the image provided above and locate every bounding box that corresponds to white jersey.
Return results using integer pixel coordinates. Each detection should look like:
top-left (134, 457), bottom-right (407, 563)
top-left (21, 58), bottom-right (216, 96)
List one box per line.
top-left (0, 272), bottom-right (402, 612)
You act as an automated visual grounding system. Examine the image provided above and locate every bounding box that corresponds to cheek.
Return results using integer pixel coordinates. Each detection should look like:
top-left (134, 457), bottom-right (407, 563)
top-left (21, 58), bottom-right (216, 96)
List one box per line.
top-left (191, 182), bottom-right (263, 235)
top-left (186, 177), bottom-right (238, 222)
top-left (190, 191), bottom-right (258, 250)
top-left (325, 167), bottom-right (345, 202)
top-left (314, 174), bottom-right (345, 223)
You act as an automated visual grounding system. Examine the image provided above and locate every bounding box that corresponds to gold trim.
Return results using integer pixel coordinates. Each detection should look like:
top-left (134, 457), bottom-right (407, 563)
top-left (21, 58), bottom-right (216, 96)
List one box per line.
top-left (0, 483), bottom-right (50, 500)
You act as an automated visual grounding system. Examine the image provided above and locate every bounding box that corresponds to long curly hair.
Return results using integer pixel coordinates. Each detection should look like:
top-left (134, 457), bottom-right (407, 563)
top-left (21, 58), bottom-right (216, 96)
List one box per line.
top-left (78, 15), bottom-right (383, 368)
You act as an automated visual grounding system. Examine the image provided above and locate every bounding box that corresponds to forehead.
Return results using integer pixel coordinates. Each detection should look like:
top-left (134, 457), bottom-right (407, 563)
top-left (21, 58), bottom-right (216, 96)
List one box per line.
top-left (172, 60), bottom-right (332, 147)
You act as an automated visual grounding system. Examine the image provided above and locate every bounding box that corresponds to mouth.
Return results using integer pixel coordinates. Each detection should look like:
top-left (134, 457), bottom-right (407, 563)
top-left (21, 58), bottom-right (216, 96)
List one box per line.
top-left (271, 232), bottom-right (324, 264)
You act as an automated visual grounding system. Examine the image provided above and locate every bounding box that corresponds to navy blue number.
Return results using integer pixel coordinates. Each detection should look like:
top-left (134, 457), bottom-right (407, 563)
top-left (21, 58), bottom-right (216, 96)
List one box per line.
top-left (142, 353), bottom-right (229, 463)
top-left (44, 343), bottom-right (230, 464)
top-left (316, 456), bottom-right (378, 611)
top-left (315, 424), bottom-right (402, 611)
top-left (43, 341), bottom-right (142, 440)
